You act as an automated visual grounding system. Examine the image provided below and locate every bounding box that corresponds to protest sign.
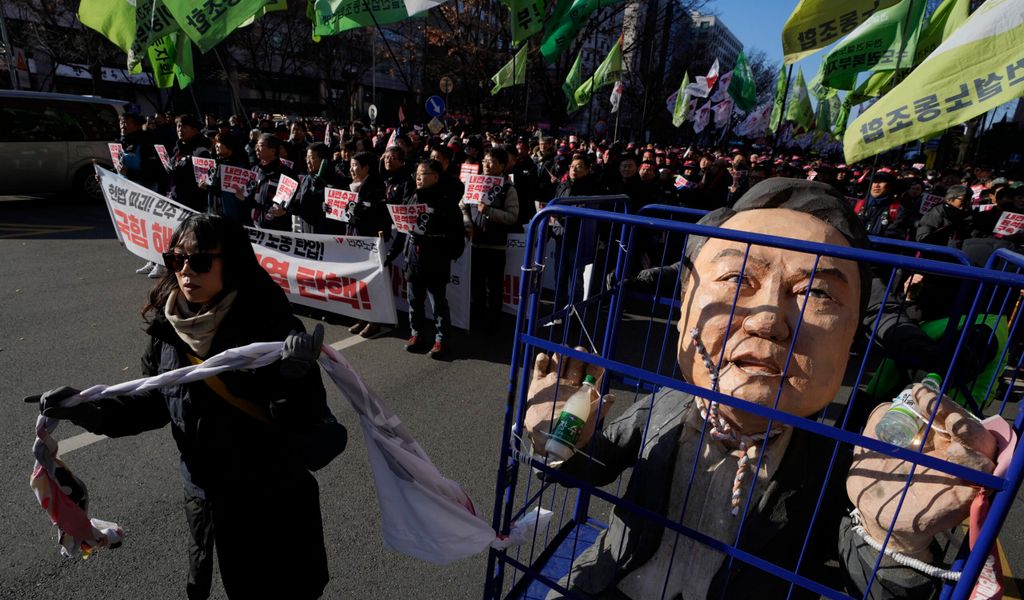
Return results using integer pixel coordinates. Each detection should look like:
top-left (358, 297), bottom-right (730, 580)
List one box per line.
top-left (219, 164), bottom-right (257, 195)
top-left (919, 193), bottom-right (945, 215)
top-left (389, 204), bottom-right (431, 234)
top-left (191, 157), bottom-right (216, 186)
top-left (994, 212), bottom-right (1024, 237)
top-left (502, 234), bottom-right (559, 315)
top-left (108, 143), bottom-right (124, 172)
top-left (390, 240), bottom-right (471, 330)
top-left (272, 174), bottom-right (299, 208)
top-left (461, 174), bottom-right (505, 206)
top-left (96, 166), bottom-right (397, 324)
top-left (459, 163), bottom-right (478, 183)
top-left (280, 158), bottom-right (295, 169)
top-left (154, 144), bottom-right (172, 172)
top-left (326, 187), bottom-right (359, 222)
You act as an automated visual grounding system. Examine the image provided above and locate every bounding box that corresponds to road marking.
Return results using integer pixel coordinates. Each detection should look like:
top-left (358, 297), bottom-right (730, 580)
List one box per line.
top-left (55, 331), bottom-right (384, 456)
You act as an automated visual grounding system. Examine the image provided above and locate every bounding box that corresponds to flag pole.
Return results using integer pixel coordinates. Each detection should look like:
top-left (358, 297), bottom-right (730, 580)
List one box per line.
top-left (585, 0), bottom-right (602, 138)
top-left (613, 101), bottom-right (621, 144)
top-left (362, 0), bottom-right (414, 95)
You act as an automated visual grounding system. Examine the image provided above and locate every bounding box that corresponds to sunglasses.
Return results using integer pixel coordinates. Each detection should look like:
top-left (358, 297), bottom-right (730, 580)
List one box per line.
top-left (161, 252), bottom-right (222, 274)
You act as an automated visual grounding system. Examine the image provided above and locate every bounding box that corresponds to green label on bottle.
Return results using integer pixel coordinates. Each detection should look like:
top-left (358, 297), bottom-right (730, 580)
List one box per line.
top-left (550, 411), bottom-right (585, 447)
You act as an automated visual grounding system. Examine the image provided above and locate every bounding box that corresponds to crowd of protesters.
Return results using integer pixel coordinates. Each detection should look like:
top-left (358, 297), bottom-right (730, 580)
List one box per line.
top-left (112, 110), bottom-right (1024, 359)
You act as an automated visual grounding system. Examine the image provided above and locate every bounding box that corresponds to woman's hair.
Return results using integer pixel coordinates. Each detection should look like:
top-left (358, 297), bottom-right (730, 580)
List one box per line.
top-left (144, 213), bottom-right (286, 318)
top-left (351, 151), bottom-right (379, 176)
top-left (257, 133), bottom-right (281, 153)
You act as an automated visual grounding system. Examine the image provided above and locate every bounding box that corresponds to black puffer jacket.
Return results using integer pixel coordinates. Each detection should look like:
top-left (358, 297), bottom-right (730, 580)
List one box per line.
top-left (75, 279), bottom-right (331, 598)
top-left (170, 135), bottom-right (212, 212)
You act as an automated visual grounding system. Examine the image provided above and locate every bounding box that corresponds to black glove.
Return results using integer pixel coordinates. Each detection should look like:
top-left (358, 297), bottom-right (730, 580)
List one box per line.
top-left (280, 323), bottom-right (325, 379)
top-left (24, 386), bottom-right (103, 430)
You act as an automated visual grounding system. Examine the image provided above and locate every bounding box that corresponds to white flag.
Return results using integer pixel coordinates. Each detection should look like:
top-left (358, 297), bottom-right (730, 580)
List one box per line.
top-left (712, 99), bottom-right (734, 129)
top-left (692, 102), bottom-right (712, 133)
top-left (711, 70), bottom-right (733, 103)
top-left (735, 102), bottom-right (773, 137)
top-left (665, 90), bottom-right (679, 113)
top-left (403, 0), bottom-right (449, 14)
top-left (610, 81), bottom-right (625, 113)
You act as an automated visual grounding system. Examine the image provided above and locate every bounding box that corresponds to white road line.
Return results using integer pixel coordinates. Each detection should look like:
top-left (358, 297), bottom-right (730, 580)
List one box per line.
top-left (58, 432), bottom-right (107, 456)
top-left (55, 333), bottom-right (381, 456)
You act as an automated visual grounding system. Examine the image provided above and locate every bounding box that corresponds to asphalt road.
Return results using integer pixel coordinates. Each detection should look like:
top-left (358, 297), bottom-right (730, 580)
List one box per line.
top-left (0, 194), bottom-right (513, 600)
top-left (3, 194), bottom-right (1024, 600)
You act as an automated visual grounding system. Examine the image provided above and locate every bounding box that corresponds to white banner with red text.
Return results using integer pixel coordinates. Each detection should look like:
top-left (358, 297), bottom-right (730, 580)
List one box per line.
top-left (96, 166), bottom-right (398, 325)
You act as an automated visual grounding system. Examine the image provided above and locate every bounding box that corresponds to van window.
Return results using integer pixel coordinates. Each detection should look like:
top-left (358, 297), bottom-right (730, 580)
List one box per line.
top-left (0, 98), bottom-right (117, 143)
top-left (61, 100), bottom-right (120, 141)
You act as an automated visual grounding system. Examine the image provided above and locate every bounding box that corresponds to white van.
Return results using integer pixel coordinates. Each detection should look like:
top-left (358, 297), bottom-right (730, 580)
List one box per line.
top-left (0, 90), bottom-right (128, 200)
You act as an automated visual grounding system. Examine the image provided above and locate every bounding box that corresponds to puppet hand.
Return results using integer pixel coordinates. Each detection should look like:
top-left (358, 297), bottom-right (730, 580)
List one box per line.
top-left (847, 383), bottom-right (997, 557)
top-left (523, 348), bottom-right (611, 457)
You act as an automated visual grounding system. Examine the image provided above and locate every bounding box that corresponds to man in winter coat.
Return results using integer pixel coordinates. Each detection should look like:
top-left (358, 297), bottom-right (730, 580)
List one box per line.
top-left (915, 185), bottom-right (975, 247)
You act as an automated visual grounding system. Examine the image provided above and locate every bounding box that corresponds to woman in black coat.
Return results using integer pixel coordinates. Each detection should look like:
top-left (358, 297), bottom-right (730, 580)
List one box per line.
top-left (28, 214), bottom-right (337, 600)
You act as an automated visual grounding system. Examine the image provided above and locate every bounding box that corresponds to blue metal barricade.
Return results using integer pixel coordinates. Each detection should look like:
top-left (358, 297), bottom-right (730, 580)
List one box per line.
top-left (484, 202), bottom-right (1024, 600)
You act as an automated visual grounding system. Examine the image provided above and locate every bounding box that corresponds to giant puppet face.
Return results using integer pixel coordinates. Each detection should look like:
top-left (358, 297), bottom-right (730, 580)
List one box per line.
top-left (676, 208), bottom-right (862, 434)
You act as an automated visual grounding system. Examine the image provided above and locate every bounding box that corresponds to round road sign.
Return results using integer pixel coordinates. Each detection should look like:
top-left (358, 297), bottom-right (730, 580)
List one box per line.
top-left (368, 104), bottom-right (378, 121)
top-left (439, 76), bottom-right (454, 94)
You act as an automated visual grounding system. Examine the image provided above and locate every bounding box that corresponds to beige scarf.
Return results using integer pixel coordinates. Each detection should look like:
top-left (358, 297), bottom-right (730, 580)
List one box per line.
top-left (164, 289), bottom-right (238, 357)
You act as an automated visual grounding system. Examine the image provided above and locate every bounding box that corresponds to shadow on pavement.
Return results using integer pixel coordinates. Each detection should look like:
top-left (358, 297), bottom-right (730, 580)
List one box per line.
top-left (0, 194), bottom-right (117, 241)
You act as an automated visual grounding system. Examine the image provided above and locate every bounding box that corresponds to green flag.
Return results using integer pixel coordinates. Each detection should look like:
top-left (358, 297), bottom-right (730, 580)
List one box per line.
top-left (241, 0), bottom-right (290, 28)
top-left (833, 0), bottom-right (970, 100)
top-left (127, 1), bottom-right (182, 73)
top-left (727, 50), bottom-right (757, 111)
top-left (162, 0), bottom-right (271, 53)
top-left (768, 64), bottom-right (788, 133)
top-left (833, 97), bottom-right (852, 138)
top-left (844, 0), bottom-right (1024, 163)
top-left (785, 67), bottom-right (814, 131)
top-left (819, 0), bottom-right (927, 90)
top-left (540, 0), bottom-right (623, 64)
top-left (915, 0), bottom-right (970, 62)
top-left (815, 92), bottom-right (840, 133)
top-left (672, 72), bottom-right (691, 128)
top-left (563, 50), bottom-right (584, 113)
top-left (504, 0), bottom-right (546, 44)
top-left (782, 0), bottom-right (902, 64)
top-left (313, 1), bottom-right (424, 36)
top-left (148, 32), bottom-right (194, 89)
top-left (491, 44), bottom-right (529, 95)
top-left (573, 35), bottom-right (622, 107)
top-left (78, 0), bottom-right (135, 54)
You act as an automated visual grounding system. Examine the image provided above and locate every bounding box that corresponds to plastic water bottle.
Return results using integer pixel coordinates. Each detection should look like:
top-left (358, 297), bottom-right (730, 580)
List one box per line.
top-left (545, 375), bottom-right (597, 461)
top-left (874, 373), bottom-right (943, 447)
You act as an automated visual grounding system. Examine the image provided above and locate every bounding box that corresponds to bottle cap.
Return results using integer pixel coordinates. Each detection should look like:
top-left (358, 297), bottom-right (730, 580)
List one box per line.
top-left (924, 372), bottom-right (942, 386)
top-left (583, 374), bottom-right (596, 385)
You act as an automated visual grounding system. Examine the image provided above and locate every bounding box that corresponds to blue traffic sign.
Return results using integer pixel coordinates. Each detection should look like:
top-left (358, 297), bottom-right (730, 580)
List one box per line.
top-left (425, 95), bottom-right (446, 118)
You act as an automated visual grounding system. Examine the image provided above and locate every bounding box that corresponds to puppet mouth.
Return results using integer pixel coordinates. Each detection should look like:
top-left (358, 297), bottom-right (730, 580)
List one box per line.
top-left (729, 356), bottom-right (782, 377)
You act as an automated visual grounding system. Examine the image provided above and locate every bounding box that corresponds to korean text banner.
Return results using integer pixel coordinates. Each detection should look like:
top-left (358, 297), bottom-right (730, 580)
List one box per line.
top-left (843, 0), bottom-right (1024, 164)
top-left (162, 0), bottom-right (271, 53)
top-left (782, 0), bottom-right (901, 65)
top-left (96, 166), bottom-right (398, 325)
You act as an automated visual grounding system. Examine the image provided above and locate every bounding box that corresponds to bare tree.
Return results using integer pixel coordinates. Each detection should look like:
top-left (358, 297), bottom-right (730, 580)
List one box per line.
top-left (745, 48), bottom-right (779, 106)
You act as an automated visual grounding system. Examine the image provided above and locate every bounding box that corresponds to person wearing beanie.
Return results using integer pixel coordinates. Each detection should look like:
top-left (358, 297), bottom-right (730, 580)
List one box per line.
top-left (915, 184), bottom-right (975, 247)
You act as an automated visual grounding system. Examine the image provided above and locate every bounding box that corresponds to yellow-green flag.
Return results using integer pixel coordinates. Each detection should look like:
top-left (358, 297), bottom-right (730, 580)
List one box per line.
top-left (844, 0), bottom-right (1024, 163)
top-left (78, 0), bottom-right (135, 53)
top-left (768, 64), bottom-right (788, 133)
top-left (163, 0), bottom-right (272, 53)
top-left (672, 73), bottom-right (691, 128)
top-left (782, 0), bottom-right (902, 64)
top-left (785, 67), bottom-right (814, 131)
top-left (915, 0), bottom-right (970, 62)
top-left (563, 50), bottom-right (584, 113)
top-left (491, 45), bottom-right (529, 95)
top-left (819, 0), bottom-right (927, 90)
top-left (148, 32), bottom-right (194, 89)
top-left (505, 0), bottom-right (546, 44)
top-left (573, 35), bottom-right (622, 107)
